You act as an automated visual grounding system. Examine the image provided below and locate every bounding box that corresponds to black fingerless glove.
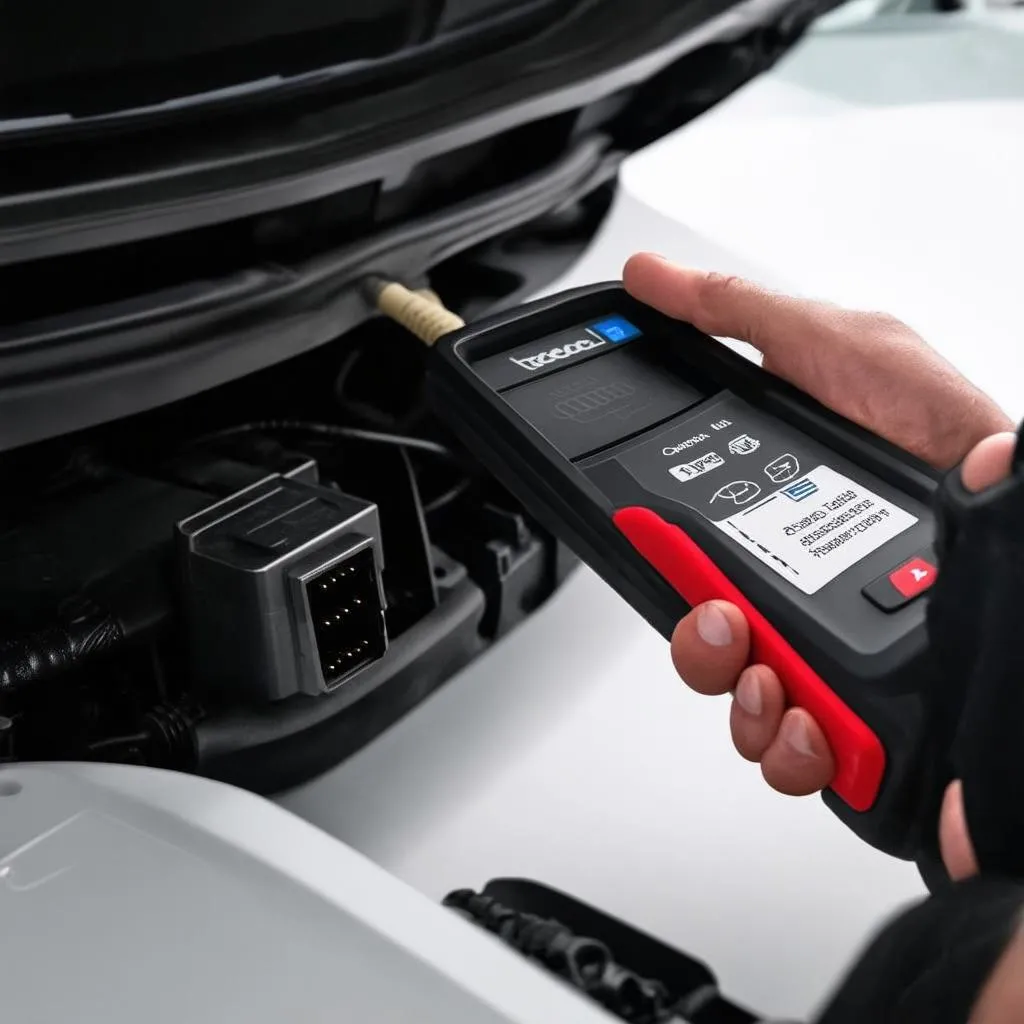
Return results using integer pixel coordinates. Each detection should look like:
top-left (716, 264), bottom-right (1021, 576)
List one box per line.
top-left (927, 422), bottom-right (1024, 878)
top-left (817, 875), bottom-right (1024, 1023)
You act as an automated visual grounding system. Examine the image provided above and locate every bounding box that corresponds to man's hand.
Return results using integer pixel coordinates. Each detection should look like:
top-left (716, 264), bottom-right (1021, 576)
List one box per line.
top-left (624, 253), bottom-right (1010, 470)
top-left (622, 253), bottom-right (1015, 868)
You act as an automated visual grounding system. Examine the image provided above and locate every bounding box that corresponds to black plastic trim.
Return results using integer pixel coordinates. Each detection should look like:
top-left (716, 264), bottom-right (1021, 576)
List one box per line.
top-left (2, 0), bottom-right (572, 126)
top-left (0, 137), bottom-right (616, 453)
top-left (0, 0), bottom-right (821, 265)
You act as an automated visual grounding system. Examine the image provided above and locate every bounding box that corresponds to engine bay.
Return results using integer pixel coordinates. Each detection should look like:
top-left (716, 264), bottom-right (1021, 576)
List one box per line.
top-left (0, 309), bottom-right (573, 792)
top-left (0, 0), bottom-right (833, 790)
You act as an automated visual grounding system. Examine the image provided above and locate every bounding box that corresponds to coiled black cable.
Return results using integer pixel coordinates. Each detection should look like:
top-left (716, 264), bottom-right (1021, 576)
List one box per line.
top-left (443, 890), bottom-right (678, 1024)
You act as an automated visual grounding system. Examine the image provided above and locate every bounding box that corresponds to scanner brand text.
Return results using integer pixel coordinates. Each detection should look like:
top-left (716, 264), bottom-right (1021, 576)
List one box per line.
top-left (509, 337), bottom-right (606, 371)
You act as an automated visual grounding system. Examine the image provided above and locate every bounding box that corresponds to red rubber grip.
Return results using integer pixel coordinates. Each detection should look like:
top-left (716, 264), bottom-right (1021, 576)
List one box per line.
top-left (613, 505), bottom-right (885, 812)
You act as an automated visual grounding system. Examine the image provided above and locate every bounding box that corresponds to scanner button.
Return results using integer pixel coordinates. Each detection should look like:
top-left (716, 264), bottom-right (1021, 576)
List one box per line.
top-left (889, 557), bottom-right (937, 599)
top-left (862, 554), bottom-right (937, 611)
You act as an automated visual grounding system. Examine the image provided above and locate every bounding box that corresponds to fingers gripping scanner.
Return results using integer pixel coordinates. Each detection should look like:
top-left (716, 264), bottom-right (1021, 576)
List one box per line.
top-left (425, 283), bottom-right (947, 862)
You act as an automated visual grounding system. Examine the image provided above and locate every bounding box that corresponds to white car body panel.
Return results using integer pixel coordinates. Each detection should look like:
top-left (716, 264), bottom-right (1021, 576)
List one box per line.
top-left (0, 763), bottom-right (615, 1024)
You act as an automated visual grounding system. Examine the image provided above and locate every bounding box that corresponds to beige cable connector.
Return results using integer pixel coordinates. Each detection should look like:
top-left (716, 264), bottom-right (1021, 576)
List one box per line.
top-left (412, 287), bottom-right (445, 307)
top-left (368, 277), bottom-right (465, 346)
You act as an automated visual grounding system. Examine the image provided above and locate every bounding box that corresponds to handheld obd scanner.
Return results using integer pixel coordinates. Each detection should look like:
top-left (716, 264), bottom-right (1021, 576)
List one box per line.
top-left (426, 281), bottom-right (1023, 871)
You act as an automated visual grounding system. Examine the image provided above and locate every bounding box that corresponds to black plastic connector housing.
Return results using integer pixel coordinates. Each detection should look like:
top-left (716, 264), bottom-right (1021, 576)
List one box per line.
top-left (178, 475), bottom-right (386, 702)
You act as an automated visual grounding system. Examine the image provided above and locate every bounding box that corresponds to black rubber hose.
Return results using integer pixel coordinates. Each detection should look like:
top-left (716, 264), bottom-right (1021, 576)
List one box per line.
top-left (0, 598), bottom-right (122, 698)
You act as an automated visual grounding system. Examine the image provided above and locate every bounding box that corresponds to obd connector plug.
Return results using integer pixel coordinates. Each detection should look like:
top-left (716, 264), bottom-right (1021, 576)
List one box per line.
top-left (178, 476), bottom-right (386, 702)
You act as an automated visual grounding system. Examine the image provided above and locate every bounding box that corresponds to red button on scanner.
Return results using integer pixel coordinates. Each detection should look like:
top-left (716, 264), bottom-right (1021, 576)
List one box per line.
top-left (888, 557), bottom-right (937, 600)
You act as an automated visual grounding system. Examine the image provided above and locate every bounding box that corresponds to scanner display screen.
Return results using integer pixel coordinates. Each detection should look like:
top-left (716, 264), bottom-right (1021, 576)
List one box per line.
top-left (478, 313), bottom-right (921, 596)
top-left (608, 395), bottom-right (920, 595)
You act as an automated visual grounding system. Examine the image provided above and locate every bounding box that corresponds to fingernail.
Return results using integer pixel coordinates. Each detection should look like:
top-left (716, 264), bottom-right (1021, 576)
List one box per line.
top-left (782, 714), bottom-right (817, 759)
top-left (735, 672), bottom-right (762, 716)
top-left (696, 603), bottom-right (733, 647)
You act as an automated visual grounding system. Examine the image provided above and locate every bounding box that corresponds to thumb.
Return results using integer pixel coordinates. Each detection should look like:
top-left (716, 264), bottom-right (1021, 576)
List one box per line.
top-left (940, 781), bottom-right (979, 881)
top-left (623, 253), bottom-right (838, 359)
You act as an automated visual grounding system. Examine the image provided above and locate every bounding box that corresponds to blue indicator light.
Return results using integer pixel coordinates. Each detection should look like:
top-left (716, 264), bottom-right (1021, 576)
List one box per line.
top-left (589, 316), bottom-right (641, 344)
